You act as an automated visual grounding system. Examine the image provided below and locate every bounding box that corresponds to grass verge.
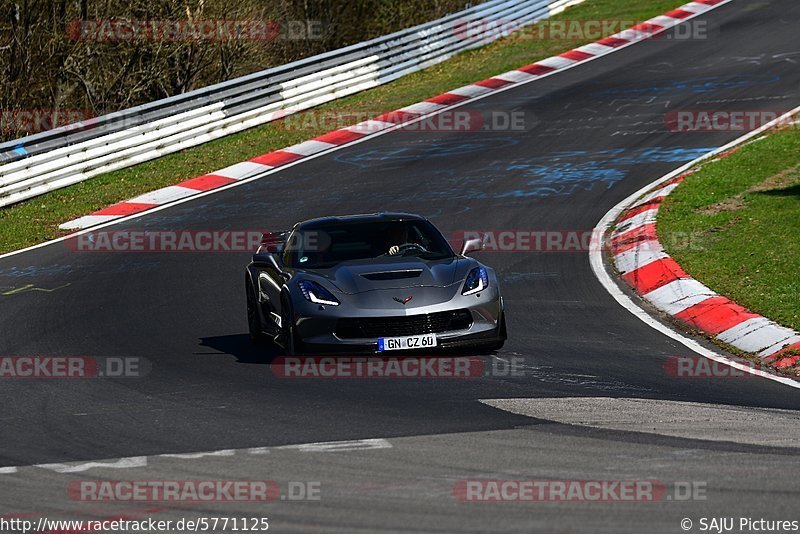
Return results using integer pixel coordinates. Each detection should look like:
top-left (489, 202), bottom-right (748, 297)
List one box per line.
top-left (0, 0), bottom-right (686, 254)
top-left (659, 127), bottom-right (800, 333)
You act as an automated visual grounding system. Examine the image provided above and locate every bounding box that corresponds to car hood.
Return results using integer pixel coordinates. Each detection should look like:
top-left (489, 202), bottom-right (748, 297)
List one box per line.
top-left (307, 257), bottom-right (476, 295)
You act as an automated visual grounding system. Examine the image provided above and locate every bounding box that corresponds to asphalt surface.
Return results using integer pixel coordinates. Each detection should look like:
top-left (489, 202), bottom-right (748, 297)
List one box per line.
top-left (1, 0), bottom-right (799, 531)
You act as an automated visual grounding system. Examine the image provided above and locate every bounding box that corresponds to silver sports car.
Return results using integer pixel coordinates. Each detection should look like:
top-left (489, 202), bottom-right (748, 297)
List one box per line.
top-left (245, 213), bottom-right (506, 354)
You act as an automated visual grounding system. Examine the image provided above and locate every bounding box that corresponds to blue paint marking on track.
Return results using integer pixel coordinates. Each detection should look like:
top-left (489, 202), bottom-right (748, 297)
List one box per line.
top-left (498, 161), bottom-right (627, 198)
top-left (333, 137), bottom-right (521, 169)
top-left (463, 146), bottom-right (717, 199)
top-left (0, 262), bottom-right (160, 279)
top-left (293, 145), bottom-right (721, 204)
top-left (497, 146), bottom-right (716, 198)
top-left (131, 143), bottom-right (719, 221)
top-left (590, 75), bottom-right (781, 97)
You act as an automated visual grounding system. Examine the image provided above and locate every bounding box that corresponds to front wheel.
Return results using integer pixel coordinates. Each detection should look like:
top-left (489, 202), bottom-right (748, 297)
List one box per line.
top-left (280, 297), bottom-right (303, 355)
top-left (246, 281), bottom-right (268, 343)
top-left (485, 312), bottom-right (507, 351)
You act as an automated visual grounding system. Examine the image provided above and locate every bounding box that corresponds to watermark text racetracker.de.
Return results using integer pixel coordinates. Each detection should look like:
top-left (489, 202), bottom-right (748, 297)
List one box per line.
top-left (281, 109), bottom-right (533, 133)
top-left (1, 109), bottom-right (94, 136)
top-left (451, 230), bottom-right (705, 253)
top-left (453, 18), bottom-right (713, 42)
top-left (68, 19), bottom-right (326, 41)
top-left (665, 110), bottom-right (800, 132)
top-left (68, 479), bottom-right (320, 502)
top-left (664, 356), bottom-right (770, 379)
top-left (0, 356), bottom-right (149, 379)
top-left (454, 479), bottom-right (707, 502)
top-left (67, 230), bottom-right (269, 253)
top-left (271, 356), bottom-right (526, 379)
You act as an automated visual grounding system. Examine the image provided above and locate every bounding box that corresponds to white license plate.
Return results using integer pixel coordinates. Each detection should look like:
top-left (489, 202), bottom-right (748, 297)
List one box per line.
top-left (378, 334), bottom-right (437, 351)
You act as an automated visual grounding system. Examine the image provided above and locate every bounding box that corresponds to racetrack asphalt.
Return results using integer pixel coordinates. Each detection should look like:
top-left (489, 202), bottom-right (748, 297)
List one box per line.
top-left (0, 1), bottom-right (798, 531)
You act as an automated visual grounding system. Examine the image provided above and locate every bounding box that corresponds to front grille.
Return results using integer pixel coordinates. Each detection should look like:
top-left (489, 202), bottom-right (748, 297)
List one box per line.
top-left (335, 309), bottom-right (473, 339)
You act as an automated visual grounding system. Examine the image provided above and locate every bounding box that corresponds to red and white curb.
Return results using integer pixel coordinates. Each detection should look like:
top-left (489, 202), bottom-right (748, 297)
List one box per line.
top-left (60, 0), bottom-right (731, 231)
top-left (609, 148), bottom-right (800, 373)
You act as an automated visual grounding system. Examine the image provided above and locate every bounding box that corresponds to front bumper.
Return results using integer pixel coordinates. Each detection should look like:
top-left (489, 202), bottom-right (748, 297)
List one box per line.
top-left (291, 286), bottom-right (504, 354)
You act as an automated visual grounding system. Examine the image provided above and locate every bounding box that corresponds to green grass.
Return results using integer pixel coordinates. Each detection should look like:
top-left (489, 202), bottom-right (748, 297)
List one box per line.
top-left (659, 127), bottom-right (800, 332)
top-left (0, 0), bottom-right (686, 254)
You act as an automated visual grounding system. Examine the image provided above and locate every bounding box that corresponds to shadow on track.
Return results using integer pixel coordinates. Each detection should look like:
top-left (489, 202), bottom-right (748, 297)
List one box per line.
top-left (199, 334), bottom-right (280, 364)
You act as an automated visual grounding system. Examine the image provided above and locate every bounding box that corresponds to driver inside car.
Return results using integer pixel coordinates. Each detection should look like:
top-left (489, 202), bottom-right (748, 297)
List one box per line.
top-left (386, 224), bottom-right (421, 255)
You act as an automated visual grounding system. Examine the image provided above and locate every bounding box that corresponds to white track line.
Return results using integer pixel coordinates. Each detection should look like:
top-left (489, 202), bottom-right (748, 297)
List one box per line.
top-left (590, 105), bottom-right (800, 390)
top-left (1, 438), bottom-right (392, 475)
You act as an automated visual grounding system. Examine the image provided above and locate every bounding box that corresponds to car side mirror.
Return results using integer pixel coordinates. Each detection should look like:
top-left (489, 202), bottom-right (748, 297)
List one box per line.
top-left (461, 237), bottom-right (483, 256)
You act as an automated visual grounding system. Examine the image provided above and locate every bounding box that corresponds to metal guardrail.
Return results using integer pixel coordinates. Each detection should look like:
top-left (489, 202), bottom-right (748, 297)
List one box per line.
top-left (0, 0), bottom-right (582, 207)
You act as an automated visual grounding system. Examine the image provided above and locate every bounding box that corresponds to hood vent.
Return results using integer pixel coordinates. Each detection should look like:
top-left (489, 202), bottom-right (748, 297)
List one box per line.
top-left (361, 269), bottom-right (423, 281)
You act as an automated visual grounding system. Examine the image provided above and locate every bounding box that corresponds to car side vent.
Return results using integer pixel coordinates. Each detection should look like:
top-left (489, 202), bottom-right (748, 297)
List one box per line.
top-left (361, 269), bottom-right (423, 281)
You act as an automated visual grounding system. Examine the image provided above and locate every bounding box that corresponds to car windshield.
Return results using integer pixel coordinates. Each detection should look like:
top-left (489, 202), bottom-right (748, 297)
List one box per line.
top-left (284, 219), bottom-right (454, 268)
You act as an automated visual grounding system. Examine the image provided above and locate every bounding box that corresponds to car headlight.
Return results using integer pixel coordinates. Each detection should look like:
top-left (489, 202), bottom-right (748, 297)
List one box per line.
top-left (298, 280), bottom-right (340, 306)
top-left (462, 266), bottom-right (489, 296)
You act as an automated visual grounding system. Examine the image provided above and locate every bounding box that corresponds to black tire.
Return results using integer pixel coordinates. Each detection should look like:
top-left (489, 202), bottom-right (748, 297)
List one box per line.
top-left (486, 312), bottom-right (507, 352)
top-left (280, 296), bottom-right (303, 356)
top-left (246, 280), bottom-right (268, 343)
